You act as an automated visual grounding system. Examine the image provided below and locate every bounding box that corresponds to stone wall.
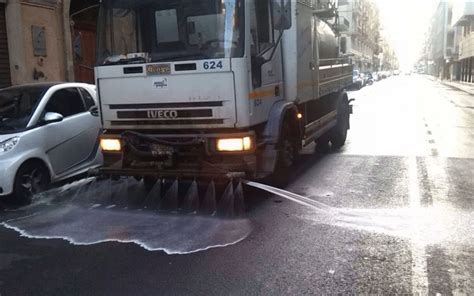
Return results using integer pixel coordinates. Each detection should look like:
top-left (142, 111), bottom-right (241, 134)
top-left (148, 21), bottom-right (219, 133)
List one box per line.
top-left (6, 0), bottom-right (70, 85)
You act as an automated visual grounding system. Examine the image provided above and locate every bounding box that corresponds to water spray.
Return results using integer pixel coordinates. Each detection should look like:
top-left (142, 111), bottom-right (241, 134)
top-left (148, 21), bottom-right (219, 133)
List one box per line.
top-left (41, 171), bottom-right (340, 219)
top-left (242, 180), bottom-right (337, 214)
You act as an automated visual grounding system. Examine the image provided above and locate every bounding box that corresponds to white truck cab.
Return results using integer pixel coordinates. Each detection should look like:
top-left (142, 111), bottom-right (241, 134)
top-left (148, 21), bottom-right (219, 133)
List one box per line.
top-left (95, 0), bottom-right (353, 182)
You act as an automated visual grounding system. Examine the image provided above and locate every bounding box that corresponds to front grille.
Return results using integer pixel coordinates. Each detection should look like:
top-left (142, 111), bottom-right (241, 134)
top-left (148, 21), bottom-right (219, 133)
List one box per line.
top-left (117, 109), bottom-right (213, 119)
top-left (110, 119), bottom-right (224, 126)
top-left (109, 101), bottom-right (223, 110)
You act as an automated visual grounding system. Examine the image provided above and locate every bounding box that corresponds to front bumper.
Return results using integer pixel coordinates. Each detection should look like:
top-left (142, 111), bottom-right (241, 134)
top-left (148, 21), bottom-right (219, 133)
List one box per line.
top-left (92, 167), bottom-right (247, 180)
top-left (97, 131), bottom-right (258, 180)
top-left (0, 157), bottom-right (20, 196)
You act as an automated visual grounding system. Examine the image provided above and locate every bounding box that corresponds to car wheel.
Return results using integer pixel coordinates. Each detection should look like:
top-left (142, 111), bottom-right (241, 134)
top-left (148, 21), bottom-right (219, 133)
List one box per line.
top-left (14, 161), bottom-right (50, 204)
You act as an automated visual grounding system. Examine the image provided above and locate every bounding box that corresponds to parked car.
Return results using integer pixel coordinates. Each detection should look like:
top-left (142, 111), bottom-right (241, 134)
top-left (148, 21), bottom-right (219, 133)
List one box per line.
top-left (359, 73), bottom-right (367, 87)
top-left (363, 72), bottom-right (374, 85)
top-left (0, 82), bottom-right (102, 203)
top-left (372, 72), bottom-right (380, 81)
top-left (352, 70), bottom-right (364, 90)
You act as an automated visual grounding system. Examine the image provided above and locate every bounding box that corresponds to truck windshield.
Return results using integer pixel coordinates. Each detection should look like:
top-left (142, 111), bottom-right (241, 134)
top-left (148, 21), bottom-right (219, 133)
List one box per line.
top-left (97, 0), bottom-right (245, 65)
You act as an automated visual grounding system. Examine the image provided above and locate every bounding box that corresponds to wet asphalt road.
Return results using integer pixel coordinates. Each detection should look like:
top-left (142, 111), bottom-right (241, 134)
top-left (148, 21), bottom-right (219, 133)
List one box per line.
top-left (1, 75), bottom-right (473, 295)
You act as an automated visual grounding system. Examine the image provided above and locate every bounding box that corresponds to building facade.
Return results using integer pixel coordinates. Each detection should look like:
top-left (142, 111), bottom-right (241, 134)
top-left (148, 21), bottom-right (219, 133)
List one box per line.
top-left (422, 0), bottom-right (462, 80)
top-left (378, 37), bottom-right (398, 71)
top-left (338, 0), bottom-right (382, 72)
top-left (0, 0), bottom-right (98, 88)
top-left (0, 0), bottom-right (399, 88)
top-left (453, 1), bottom-right (474, 83)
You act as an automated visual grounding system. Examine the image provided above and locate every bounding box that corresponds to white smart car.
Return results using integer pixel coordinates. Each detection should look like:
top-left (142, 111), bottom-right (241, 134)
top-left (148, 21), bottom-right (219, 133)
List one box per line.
top-left (0, 82), bottom-right (102, 203)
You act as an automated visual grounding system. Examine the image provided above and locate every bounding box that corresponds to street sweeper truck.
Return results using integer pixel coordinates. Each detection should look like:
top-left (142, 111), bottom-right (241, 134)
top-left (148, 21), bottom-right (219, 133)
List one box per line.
top-left (94, 0), bottom-right (353, 185)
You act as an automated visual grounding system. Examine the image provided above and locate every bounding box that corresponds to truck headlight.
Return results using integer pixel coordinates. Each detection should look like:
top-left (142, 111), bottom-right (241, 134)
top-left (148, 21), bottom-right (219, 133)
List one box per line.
top-left (100, 139), bottom-right (122, 152)
top-left (0, 137), bottom-right (19, 153)
top-left (217, 137), bottom-right (252, 152)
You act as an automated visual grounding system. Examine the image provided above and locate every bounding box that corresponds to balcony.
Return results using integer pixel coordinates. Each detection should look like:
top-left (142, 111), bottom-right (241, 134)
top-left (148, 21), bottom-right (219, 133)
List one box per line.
top-left (459, 33), bottom-right (474, 60)
top-left (336, 16), bottom-right (350, 32)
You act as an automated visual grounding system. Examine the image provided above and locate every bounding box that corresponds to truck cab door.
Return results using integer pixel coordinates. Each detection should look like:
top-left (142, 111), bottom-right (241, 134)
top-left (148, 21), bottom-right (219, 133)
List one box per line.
top-left (249, 0), bottom-right (284, 124)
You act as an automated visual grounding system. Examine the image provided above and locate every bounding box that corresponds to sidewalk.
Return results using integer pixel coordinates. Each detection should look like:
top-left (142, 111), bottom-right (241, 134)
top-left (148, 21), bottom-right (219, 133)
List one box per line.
top-left (424, 75), bottom-right (474, 95)
top-left (441, 80), bottom-right (474, 96)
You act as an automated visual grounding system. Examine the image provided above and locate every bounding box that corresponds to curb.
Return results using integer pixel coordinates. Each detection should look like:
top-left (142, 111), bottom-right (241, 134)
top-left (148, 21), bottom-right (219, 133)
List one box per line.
top-left (422, 75), bottom-right (474, 96)
top-left (441, 81), bottom-right (474, 96)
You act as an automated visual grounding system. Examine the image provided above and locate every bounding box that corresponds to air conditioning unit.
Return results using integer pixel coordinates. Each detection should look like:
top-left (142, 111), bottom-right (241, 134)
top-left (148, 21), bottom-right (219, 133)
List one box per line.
top-left (335, 16), bottom-right (350, 32)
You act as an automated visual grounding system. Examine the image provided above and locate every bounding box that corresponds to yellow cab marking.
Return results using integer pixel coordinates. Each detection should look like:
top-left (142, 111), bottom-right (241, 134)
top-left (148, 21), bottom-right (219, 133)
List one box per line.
top-left (248, 88), bottom-right (276, 99)
top-left (249, 83), bottom-right (314, 100)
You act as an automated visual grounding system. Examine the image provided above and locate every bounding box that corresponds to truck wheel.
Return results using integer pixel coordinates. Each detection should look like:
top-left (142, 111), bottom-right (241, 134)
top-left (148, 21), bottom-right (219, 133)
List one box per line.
top-left (330, 98), bottom-right (350, 149)
top-left (272, 123), bottom-right (299, 186)
top-left (13, 161), bottom-right (50, 204)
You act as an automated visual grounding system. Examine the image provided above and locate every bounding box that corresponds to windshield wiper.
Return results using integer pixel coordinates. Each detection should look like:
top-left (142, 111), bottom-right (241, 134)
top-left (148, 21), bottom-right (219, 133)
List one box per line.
top-left (152, 53), bottom-right (211, 62)
top-left (103, 56), bottom-right (148, 66)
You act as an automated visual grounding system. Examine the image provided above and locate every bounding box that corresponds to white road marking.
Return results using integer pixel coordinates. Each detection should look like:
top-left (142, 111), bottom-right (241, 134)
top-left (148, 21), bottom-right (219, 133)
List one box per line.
top-left (408, 156), bottom-right (429, 295)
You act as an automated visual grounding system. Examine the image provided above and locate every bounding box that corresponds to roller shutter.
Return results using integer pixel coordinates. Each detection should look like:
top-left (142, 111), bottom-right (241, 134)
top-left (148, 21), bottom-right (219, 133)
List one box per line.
top-left (0, 3), bottom-right (11, 88)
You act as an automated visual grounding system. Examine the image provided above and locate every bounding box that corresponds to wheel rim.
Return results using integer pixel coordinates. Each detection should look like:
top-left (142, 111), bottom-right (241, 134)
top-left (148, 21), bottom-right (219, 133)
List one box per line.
top-left (20, 168), bottom-right (45, 195)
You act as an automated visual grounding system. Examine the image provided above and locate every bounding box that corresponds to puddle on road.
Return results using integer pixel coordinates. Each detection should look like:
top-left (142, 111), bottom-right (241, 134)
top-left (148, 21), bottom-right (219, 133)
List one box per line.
top-left (1, 178), bottom-right (252, 255)
top-left (2, 178), bottom-right (472, 254)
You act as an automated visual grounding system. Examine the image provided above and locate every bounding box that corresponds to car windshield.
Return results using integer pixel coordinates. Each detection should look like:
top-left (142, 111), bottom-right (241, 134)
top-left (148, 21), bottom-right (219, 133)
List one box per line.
top-left (96, 0), bottom-right (245, 65)
top-left (0, 86), bottom-right (47, 133)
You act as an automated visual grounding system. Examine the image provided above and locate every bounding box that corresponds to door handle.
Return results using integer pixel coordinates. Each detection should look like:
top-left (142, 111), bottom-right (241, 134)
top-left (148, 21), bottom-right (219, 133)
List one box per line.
top-left (274, 86), bottom-right (280, 97)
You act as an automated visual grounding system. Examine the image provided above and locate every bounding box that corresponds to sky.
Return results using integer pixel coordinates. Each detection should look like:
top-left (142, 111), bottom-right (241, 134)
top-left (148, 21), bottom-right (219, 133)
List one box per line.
top-left (373, 0), bottom-right (439, 70)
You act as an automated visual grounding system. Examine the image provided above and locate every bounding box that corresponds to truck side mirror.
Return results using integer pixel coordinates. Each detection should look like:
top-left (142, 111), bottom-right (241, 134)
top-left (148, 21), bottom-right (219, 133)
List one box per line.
top-left (272, 0), bottom-right (292, 31)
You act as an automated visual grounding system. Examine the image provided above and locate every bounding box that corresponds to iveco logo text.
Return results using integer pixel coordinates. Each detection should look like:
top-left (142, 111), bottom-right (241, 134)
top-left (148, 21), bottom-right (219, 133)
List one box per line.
top-left (147, 110), bottom-right (178, 119)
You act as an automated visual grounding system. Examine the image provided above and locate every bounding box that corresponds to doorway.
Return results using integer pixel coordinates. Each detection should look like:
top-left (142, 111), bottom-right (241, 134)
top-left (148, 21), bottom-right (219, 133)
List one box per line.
top-left (70, 0), bottom-right (99, 83)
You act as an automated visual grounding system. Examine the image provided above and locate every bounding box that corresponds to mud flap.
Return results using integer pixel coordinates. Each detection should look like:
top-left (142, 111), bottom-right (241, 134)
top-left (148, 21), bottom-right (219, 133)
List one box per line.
top-left (257, 144), bottom-right (278, 179)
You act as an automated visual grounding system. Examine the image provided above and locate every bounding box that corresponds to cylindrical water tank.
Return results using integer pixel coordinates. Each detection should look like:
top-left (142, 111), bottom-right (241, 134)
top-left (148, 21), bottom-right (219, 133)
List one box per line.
top-left (316, 19), bottom-right (339, 60)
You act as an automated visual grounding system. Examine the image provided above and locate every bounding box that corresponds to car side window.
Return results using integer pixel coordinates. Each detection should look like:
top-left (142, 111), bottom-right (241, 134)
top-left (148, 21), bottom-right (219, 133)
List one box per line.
top-left (44, 88), bottom-right (86, 118)
top-left (79, 88), bottom-right (96, 110)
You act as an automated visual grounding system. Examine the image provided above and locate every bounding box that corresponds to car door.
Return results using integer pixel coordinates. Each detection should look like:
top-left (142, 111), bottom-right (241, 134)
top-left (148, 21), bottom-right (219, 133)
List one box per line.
top-left (42, 87), bottom-right (99, 175)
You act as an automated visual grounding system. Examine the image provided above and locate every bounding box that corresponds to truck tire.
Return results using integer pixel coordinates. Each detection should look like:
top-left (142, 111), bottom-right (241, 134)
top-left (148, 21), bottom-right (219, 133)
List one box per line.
top-left (315, 135), bottom-right (330, 154)
top-left (272, 121), bottom-right (299, 186)
top-left (330, 97), bottom-right (350, 149)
